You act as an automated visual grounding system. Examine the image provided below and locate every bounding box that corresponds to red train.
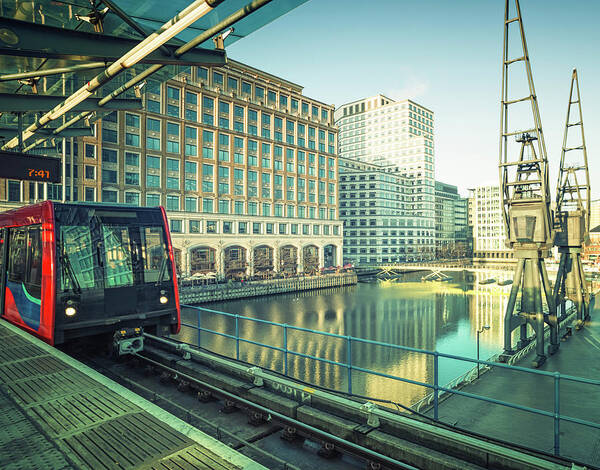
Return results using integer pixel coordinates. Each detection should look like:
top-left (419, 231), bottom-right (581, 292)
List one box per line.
top-left (0, 202), bottom-right (180, 347)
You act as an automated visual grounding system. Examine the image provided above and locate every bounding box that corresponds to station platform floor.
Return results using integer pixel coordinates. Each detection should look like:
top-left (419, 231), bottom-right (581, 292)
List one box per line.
top-left (0, 319), bottom-right (266, 470)
top-left (433, 303), bottom-right (600, 468)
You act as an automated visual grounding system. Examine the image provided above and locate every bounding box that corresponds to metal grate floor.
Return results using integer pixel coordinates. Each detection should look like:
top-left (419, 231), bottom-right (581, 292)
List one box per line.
top-left (0, 322), bottom-right (246, 470)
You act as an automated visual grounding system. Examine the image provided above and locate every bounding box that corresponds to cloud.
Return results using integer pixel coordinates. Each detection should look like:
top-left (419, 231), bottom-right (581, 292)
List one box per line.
top-left (385, 76), bottom-right (430, 101)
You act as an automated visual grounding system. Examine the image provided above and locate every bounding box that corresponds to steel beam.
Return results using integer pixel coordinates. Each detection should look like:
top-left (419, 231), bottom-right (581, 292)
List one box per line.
top-left (0, 126), bottom-right (92, 139)
top-left (21, 0), bottom-right (273, 153)
top-left (0, 17), bottom-right (226, 66)
top-left (0, 63), bottom-right (107, 82)
top-left (0, 93), bottom-right (141, 112)
top-left (2, 0), bottom-right (221, 150)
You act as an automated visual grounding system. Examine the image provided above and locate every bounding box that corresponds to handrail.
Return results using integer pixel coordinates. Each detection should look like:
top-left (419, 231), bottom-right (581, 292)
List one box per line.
top-left (180, 299), bottom-right (600, 460)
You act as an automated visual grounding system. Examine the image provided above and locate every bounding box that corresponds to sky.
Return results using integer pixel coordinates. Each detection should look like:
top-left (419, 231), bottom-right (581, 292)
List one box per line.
top-left (228, 0), bottom-right (600, 198)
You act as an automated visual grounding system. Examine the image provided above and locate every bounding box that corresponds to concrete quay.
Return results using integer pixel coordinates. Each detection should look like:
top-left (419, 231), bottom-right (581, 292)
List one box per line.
top-left (431, 302), bottom-right (600, 468)
top-left (179, 272), bottom-right (357, 304)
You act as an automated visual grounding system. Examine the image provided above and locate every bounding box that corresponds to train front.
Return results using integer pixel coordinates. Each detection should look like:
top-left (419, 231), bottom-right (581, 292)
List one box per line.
top-left (53, 203), bottom-right (180, 350)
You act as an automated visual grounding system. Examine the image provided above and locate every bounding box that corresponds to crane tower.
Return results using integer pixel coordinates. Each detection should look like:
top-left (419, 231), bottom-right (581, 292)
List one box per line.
top-left (498, 0), bottom-right (558, 367)
top-left (554, 69), bottom-right (591, 329)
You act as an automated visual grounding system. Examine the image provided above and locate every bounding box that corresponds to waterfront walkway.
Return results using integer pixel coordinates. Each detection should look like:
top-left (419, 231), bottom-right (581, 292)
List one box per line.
top-left (179, 272), bottom-right (357, 304)
top-left (432, 303), bottom-right (600, 467)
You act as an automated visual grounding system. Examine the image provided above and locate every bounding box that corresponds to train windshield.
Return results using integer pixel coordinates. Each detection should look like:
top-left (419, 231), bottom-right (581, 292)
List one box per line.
top-left (56, 206), bottom-right (171, 292)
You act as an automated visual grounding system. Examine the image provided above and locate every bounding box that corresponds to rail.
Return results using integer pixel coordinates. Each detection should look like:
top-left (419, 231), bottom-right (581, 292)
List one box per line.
top-left (180, 303), bottom-right (600, 460)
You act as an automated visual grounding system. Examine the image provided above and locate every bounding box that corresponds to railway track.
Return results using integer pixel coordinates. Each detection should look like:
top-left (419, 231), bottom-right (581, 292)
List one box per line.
top-left (77, 347), bottom-right (402, 470)
top-left (71, 335), bottom-right (581, 470)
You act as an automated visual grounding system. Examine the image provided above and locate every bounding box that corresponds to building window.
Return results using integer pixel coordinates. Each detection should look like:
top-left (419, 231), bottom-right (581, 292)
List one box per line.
top-left (85, 144), bottom-right (96, 158)
top-left (85, 165), bottom-right (95, 180)
top-left (203, 198), bottom-right (213, 213)
top-left (146, 193), bottom-right (160, 206)
top-left (189, 220), bottom-right (200, 233)
top-left (102, 128), bottom-right (117, 143)
top-left (166, 195), bottom-right (180, 211)
top-left (85, 187), bottom-right (95, 202)
top-left (234, 200), bottom-right (244, 215)
top-left (170, 219), bottom-right (182, 233)
top-left (7, 180), bottom-right (21, 201)
top-left (102, 189), bottom-right (118, 203)
top-left (102, 169), bottom-right (117, 184)
top-left (167, 86), bottom-right (180, 100)
top-left (218, 199), bottom-right (230, 214)
top-left (185, 196), bottom-right (197, 212)
top-left (253, 222), bottom-right (261, 234)
top-left (206, 220), bottom-right (217, 233)
top-left (124, 191), bottom-right (139, 205)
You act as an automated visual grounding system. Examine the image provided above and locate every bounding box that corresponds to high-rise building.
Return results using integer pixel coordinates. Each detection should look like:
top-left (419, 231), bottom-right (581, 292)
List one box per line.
top-left (468, 185), bottom-right (512, 262)
top-left (339, 158), bottom-right (433, 265)
top-left (434, 181), bottom-right (468, 257)
top-left (0, 59), bottom-right (343, 278)
top-left (334, 94), bottom-right (436, 258)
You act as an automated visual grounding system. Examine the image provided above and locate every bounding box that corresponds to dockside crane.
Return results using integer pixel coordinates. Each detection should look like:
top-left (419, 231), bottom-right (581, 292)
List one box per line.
top-left (553, 69), bottom-right (591, 329)
top-left (499, 0), bottom-right (558, 367)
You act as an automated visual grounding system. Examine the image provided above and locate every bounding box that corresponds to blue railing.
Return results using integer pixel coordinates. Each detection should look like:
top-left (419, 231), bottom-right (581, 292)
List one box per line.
top-left (180, 304), bottom-right (600, 460)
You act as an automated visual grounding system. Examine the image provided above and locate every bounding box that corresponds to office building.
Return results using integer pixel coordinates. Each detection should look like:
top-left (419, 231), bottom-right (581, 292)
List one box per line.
top-left (434, 181), bottom-right (468, 257)
top-left (467, 185), bottom-right (512, 262)
top-left (0, 59), bottom-right (343, 278)
top-left (339, 158), bottom-right (433, 265)
top-left (334, 95), bottom-right (435, 259)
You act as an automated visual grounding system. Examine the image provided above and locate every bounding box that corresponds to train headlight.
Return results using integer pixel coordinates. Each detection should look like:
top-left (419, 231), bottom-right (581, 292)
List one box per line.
top-left (65, 306), bottom-right (77, 317)
top-left (159, 295), bottom-right (168, 304)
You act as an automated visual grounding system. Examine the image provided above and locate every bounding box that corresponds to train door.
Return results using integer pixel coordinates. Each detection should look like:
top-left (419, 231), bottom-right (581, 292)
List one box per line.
top-left (99, 221), bottom-right (142, 317)
top-left (0, 228), bottom-right (7, 318)
top-left (2, 226), bottom-right (43, 335)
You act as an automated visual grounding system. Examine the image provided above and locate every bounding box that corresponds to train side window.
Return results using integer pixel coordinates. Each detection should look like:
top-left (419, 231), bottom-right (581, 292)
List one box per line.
top-left (141, 227), bottom-right (170, 283)
top-left (7, 226), bottom-right (42, 299)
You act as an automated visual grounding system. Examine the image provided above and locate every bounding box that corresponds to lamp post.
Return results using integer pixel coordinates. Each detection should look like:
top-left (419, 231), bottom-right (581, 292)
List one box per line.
top-left (477, 325), bottom-right (490, 379)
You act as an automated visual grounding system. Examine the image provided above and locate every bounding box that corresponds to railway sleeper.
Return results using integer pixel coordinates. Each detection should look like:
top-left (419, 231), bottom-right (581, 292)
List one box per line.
top-left (221, 399), bottom-right (238, 414)
top-left (196, 389), bottom-right (214, 403)
top-left (317, 441), bottom-right (341, 459)
top-left (280, 426), bottom-right (304, 443)
top-left (247, 409), bottom-right (268, 426)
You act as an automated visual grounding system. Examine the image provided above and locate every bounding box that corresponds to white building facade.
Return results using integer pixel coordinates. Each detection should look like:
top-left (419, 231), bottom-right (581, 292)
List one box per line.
top-left (334, 95), bottom-right (436, 259)
top-left (339, 158), bottom-right (433, 265)
top-left (468, 185), bottom-right (512, 261)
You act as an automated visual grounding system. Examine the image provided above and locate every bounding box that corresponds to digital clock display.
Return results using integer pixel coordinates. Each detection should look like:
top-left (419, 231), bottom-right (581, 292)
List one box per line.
top-left (0, 151), bottom-right (61, 183)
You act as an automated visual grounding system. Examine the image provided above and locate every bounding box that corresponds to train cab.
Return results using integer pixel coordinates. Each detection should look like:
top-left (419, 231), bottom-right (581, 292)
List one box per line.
top-left (0, 201), bottom-right (180, 346)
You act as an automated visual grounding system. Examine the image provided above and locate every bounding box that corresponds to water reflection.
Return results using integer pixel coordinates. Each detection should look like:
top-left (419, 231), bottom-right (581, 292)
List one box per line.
top-left (178, 270), bottom-right (511, 406)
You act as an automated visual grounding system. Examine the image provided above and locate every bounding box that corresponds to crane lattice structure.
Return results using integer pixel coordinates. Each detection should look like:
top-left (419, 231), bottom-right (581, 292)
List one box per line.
top-left (499, 0), bottom-right (558, 367)
top-left (553, 69), bottom-right (591, 329)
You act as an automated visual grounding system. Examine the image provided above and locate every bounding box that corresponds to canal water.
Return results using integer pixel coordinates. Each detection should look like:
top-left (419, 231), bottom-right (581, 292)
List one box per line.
top-left (177, 270), bottom-right (513, 406)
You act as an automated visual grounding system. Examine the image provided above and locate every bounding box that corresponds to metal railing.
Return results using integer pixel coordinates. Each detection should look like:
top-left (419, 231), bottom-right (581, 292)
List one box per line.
top-left (180, 303), bottom-right (600, 459)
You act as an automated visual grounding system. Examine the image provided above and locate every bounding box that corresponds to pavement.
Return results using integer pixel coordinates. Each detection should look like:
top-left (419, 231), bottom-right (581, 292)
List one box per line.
top-left (431, 302), bottom-right (600, 468)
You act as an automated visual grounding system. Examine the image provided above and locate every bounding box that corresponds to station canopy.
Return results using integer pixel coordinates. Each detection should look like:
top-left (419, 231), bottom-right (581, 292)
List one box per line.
top-left (0, 0), bottom-right (307, 147)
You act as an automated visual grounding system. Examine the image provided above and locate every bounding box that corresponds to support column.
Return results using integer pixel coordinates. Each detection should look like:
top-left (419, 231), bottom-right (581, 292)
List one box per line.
top-left (273, 244), bottom-right (279, 274)
top-left (245, 246), bottom-right (251, 278)
top-left (298, 246), bottom-right (304, 275)
top-left (248, 246), bottom-right (255, 278)
top-left (318, 245), bottom-right (324, 270)
top-left (217, 247), bottom-right (225, 279)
